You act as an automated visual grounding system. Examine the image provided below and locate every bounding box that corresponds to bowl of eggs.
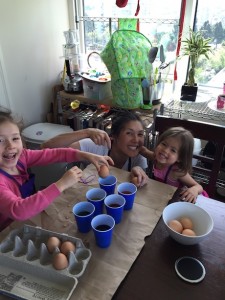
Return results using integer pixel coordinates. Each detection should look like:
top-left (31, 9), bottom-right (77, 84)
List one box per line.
top-left (162, 202), bottom-right (214, 245)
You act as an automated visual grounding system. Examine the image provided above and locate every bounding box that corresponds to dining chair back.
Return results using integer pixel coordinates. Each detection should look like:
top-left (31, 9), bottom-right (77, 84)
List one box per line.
top-left (151, 114), bottom-right (225, 199)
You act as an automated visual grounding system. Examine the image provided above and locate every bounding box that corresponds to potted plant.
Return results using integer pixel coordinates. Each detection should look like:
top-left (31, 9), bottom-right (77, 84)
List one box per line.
top-left (180, 28), bottom-right (212, 101)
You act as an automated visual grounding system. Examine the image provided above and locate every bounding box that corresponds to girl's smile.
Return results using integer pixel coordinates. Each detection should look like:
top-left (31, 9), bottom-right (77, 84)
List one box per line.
top-left (155, 136), bottom-right (181, 167)
top-left (3, 151), bottom-right (18, 160)
top-left (0, 121), bottom-right (23, 173)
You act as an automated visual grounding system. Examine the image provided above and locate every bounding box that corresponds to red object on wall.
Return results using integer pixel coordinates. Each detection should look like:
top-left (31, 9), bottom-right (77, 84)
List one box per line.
top-left (135, 0), bottom-right (140, 16)
top-left (174, 0), bottom-right (186, 81)
top-left (116, 0), bottom-right (141, 17)
top-left (116, 0), bottom-right (128, 8)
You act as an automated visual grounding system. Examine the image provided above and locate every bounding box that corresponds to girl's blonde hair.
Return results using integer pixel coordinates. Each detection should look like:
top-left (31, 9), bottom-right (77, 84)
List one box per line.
top-left (156, 126), bottom-right (194, 173)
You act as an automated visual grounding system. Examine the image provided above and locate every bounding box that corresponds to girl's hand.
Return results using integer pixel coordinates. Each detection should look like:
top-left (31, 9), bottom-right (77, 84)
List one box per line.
top-left (87, 128), bottom-right (111, 149)
top-left (178, 174), bottom-right (203, 203)
top-left (130, 166), bottom-right (148, 187)
top-left (139, 146), bottom-right (148, 156)
top-left (78, 151), bottom-right (114, 172)
top-left (56, 166), bottom-right (83, 192)
top-left (139, 146), bottom-right (155, 160)
top-left (179, 186), bottom-right (199, 204)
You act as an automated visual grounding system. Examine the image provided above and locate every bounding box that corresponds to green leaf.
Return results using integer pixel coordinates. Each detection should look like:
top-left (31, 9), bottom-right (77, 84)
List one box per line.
top-left (180, 28), bottom-right (213, 86)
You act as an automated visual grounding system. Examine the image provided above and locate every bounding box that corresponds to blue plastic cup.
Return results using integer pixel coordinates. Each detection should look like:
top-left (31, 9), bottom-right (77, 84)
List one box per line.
top-left (117, 182), bottom-right (137, 210)
top-left (98, 175), bottom-right (117, 196)
top-left (86, 188), bottom-right (107, 216)
top-left (91, 214), bottom-right (115, 248)
top-left (104, 194), bottom-right (125, 224)
top-left (72, 202), bottom-right (95, 233)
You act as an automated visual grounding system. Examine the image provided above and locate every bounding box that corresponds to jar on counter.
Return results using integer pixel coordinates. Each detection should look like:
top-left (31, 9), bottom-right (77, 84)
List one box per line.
top-left (217, 94), bottom-right (225, 110)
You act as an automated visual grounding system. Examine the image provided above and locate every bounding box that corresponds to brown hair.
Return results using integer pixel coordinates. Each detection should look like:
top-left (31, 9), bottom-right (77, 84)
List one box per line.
top-left (0, 107), bottom-right (24, 133)
top-left (156, 126), bottom-right (194, 173)
top-left (110, 111), bottom-right (144, 137)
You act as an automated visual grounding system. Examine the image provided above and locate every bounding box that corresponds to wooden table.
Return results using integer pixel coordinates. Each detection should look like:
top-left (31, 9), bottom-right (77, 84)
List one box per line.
top-left (0, 165), bottom-right (176, 300)
top-left (112, 189), bottom-right (225, 300)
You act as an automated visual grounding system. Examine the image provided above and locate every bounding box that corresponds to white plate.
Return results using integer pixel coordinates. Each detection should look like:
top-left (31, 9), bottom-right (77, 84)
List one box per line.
top-left (207, 100), bottom-right (225, 114)
top-left (175, 256), bottom-right (206, 283)
top-left (79, 71), bottom-right (111, 83)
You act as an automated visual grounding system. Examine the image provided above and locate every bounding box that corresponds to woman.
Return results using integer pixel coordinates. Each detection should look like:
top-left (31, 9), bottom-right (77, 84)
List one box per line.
top-left (42, 111), bottom-right (149, 187)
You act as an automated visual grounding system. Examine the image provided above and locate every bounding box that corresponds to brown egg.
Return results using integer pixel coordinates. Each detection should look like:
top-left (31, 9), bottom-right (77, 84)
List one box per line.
top-left (52, 253), bottom-right (68, 270)
top-left (98, 165), bottom-right (109, 178)
top-left (168, 219), bottom-right (183, 233)
top-left (46, 236), bottom-right (61, 253)
top-left (182, 229), bottom-right (196, 236)
top-left (60, 241), bottom-right (76, 256)
top-left (179, 217), bottom-right (193, 230)
top-left (131, 176), bottom-right (139, 187)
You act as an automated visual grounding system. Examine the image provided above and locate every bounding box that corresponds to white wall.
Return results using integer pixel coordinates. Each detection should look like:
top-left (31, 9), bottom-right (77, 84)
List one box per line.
top-left (0, 0), bottom-right (70, 126)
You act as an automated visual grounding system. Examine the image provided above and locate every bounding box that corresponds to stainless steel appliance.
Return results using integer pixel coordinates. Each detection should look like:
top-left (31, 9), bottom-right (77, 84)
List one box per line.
top-left (62, 29), bottom-right (83, 93)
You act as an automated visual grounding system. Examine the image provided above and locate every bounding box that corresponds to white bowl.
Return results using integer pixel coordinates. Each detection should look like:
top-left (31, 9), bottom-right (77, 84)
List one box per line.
top-left (162, 202), bottom-right (214, 245)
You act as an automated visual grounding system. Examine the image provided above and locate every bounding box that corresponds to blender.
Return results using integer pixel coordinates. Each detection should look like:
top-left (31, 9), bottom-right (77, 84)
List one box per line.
top-left (62, 29), bottom-right (83, 93)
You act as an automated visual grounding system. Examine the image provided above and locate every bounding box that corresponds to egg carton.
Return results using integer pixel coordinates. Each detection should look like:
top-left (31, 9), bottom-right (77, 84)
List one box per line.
top-left (0, 224), bottom-right (92, 300)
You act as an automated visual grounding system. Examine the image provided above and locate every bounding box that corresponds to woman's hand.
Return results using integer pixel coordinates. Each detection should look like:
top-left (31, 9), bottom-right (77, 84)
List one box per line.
top-left (41, 128), bottom-right (111, 149)
top-left (87, 128), bottom-right (111, 149)
top-left (130, 166), bottom-right (148, 187)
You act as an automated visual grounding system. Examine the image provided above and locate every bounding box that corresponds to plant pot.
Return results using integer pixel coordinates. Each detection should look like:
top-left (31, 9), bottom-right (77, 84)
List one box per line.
top-left (180, 84), bottom-right (198, 101)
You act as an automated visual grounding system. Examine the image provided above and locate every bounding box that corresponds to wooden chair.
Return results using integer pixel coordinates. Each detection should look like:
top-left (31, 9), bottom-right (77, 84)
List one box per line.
top-left (151, 114), bottom-right (225, 199)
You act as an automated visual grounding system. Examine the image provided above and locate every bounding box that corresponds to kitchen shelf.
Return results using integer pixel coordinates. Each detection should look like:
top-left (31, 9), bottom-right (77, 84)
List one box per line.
top-left (53, 87), bottom-right (155, 133)
top-left (80, 16), bottom-right (179, 25)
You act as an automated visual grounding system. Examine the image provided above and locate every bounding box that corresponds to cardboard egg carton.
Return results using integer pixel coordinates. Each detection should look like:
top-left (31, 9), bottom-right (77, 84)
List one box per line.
top-left (0, 224), bottom-right (92, 300)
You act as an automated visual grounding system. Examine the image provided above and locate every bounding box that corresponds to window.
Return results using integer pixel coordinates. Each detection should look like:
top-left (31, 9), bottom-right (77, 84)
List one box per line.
top-left (80, 0), bottom-right (181, 54)
top-left (194, 0), bottom-right (225, 89)
top-left (76, 0), bottom-right (181, 84)
top-left (74, 0), bottom-right (224, 97)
